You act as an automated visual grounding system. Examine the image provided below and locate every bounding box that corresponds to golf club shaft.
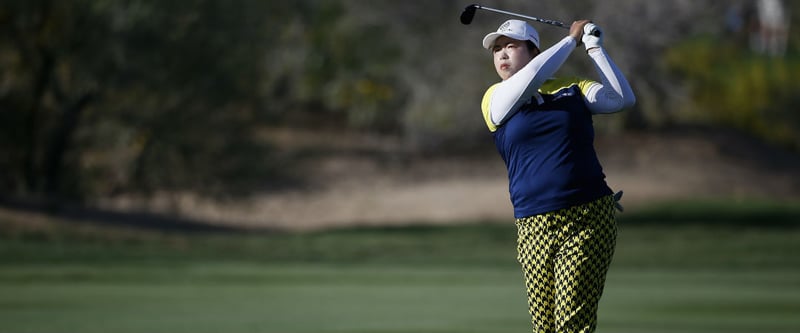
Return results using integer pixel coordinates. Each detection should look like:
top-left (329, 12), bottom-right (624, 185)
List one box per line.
top-left (474, 5), bottom-right (568, 29)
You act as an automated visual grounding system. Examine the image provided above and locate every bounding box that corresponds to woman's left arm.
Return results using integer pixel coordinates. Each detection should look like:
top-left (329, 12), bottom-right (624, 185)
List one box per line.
top-left (581, 24), bottom-right (636, 114)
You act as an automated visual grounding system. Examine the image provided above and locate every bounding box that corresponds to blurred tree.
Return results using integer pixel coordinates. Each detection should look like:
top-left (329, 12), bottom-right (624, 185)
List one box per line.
top-left (0, 0), bottom-right (287, 199)
top-left (263, 0), bottom-right (407, 131)
top-left (0, 0), bottom-right (100, 197)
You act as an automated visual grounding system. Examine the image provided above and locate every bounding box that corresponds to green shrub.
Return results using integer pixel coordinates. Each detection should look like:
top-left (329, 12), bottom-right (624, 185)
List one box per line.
top-left (665, 37), bottom-right (800, 149)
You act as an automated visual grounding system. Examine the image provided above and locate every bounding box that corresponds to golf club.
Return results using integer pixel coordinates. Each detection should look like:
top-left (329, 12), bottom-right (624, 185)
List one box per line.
top-left (460, 4), bottom-right (600, 36)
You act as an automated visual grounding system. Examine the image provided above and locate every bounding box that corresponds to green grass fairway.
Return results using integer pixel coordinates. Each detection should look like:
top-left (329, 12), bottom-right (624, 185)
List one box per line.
top-left (1, 200), bottom-right (799, 333)
top-left (1, 265), bottom-right (798, 333)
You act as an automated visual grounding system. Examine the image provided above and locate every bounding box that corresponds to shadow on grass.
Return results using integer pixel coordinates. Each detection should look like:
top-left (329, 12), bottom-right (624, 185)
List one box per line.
top-left (619, 199), bottom-right (800, 228)
top-left (0, 195), bottom-right (252, 234)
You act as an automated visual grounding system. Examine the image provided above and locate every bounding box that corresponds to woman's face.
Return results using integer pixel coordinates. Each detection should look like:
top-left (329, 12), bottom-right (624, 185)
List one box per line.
top-left (491, 36), bottom-right (538, 80)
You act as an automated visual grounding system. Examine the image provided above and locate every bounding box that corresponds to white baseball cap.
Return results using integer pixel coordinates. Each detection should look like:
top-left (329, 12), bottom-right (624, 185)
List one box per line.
top-left (482, 19), bottom-right (540, 50)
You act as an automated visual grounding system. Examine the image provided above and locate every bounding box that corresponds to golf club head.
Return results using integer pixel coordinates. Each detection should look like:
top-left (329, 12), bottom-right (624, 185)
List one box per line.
top-left (460, 4), bottom-right (478, 25)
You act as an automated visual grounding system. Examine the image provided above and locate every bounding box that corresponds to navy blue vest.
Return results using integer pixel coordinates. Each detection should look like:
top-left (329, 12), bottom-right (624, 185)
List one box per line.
top-left (492, 84), bottom-right (611, 218)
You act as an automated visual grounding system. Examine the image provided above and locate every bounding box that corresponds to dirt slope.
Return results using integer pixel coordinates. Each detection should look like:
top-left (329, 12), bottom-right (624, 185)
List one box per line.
top-left (98, 127), bottom-right (800, 231)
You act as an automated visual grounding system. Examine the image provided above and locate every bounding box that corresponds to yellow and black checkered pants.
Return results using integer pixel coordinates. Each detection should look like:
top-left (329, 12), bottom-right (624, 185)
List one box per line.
top-left (515, 195), bottom-right (617, 333)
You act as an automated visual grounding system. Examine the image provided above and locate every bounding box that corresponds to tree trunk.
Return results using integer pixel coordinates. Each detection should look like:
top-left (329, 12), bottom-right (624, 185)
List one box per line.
top-left (43, 93), bottom-right (94, 197)
top-left (22, 50), bottom-right (54, 193)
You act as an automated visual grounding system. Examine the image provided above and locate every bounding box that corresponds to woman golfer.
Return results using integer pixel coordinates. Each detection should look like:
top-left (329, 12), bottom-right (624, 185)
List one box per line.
top-left (480, 19), bottom-right (635, 333)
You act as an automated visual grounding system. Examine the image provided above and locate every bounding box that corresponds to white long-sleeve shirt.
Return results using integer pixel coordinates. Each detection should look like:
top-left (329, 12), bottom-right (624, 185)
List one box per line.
top-left (482, 36), bottom-right (635, 132)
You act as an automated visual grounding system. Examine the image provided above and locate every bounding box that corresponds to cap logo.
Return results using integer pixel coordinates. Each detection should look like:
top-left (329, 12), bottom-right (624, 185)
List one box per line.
top-left (498, 21), bottom-right (512, 32)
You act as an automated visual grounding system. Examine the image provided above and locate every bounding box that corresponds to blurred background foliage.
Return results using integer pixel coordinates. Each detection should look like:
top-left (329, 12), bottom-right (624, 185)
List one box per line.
top-left (665, 38), bottom-right (800, 148)
top-left (0, 0), bottom-right (798, 201)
